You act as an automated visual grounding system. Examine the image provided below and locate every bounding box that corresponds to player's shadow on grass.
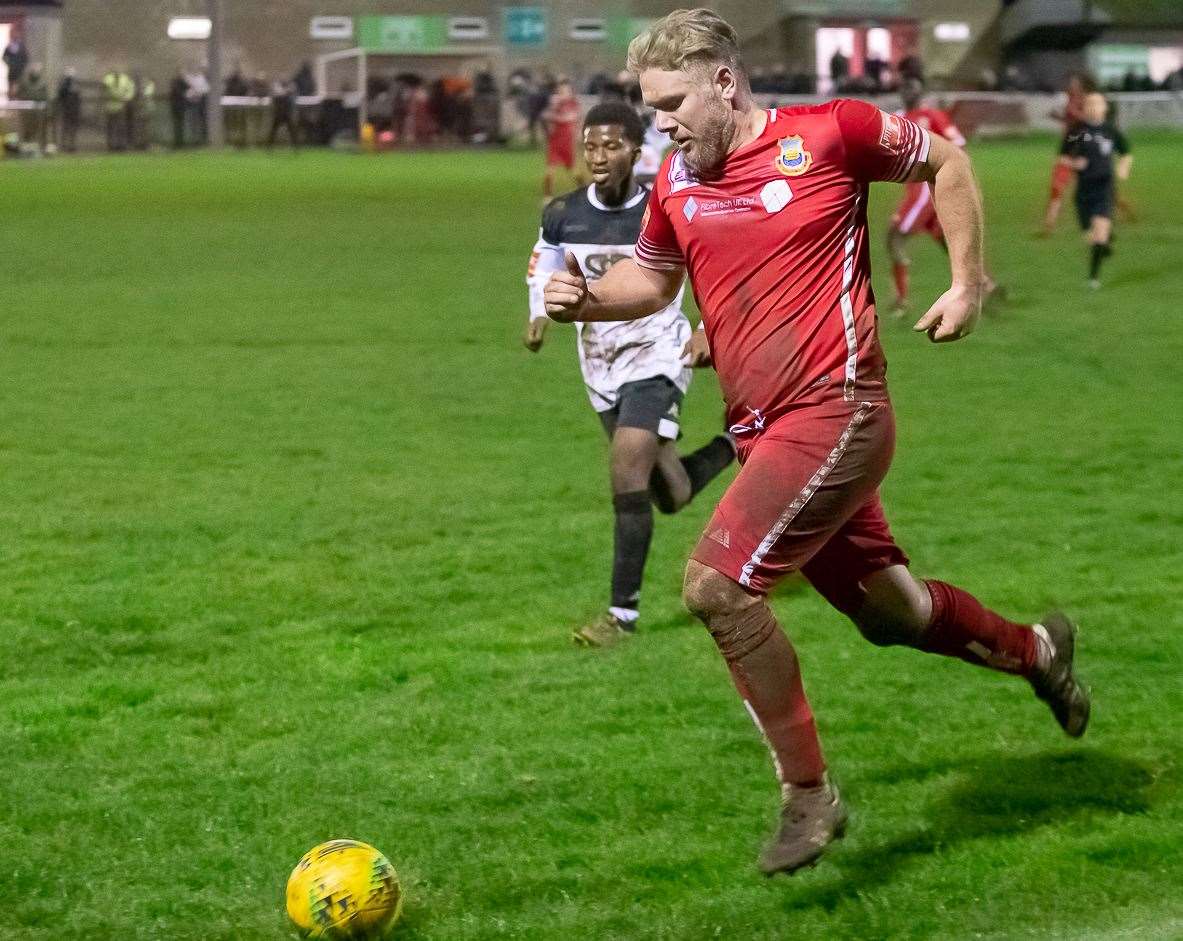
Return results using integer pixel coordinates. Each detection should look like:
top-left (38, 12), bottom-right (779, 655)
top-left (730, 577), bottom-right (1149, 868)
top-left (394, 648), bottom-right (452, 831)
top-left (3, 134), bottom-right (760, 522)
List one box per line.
top-left (780, 748), bottom-right (1153, 913)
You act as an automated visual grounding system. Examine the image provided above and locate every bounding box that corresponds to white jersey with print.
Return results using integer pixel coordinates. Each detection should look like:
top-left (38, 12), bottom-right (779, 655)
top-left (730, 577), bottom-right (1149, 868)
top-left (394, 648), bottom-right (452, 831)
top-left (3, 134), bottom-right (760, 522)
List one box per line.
top-left (527, 184), bottom-right (692, 412)
top-left (636, 115), bottom-right (672, 179)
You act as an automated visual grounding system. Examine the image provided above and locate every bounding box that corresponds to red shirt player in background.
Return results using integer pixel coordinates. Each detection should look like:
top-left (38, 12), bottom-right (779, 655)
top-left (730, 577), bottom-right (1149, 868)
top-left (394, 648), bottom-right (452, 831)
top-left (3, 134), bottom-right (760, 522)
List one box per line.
top-left (541, 79), bottom-right (582, 199)
top-left (887, 80), bottom-right (1002, 312)
top-left (545, 9), bottom-right (1089, 877)
top-left (1040, 73), bottom-right (1093, 236)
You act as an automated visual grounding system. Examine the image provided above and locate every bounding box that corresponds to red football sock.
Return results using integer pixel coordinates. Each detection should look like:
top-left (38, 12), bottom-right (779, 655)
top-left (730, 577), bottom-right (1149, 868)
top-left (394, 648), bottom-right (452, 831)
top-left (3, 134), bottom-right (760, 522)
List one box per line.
top-left (892, 262), bottom-right (909, 303)
top-left (921, 580), bottom-right (1037, 676)
top-left (709, 603), bottom-right (826, 788)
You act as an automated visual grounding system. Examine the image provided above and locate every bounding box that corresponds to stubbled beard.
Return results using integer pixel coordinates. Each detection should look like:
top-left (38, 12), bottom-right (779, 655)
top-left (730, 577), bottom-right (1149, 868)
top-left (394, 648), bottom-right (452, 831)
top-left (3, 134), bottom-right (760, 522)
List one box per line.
top-left (682, 98), bottom-right (734, 180)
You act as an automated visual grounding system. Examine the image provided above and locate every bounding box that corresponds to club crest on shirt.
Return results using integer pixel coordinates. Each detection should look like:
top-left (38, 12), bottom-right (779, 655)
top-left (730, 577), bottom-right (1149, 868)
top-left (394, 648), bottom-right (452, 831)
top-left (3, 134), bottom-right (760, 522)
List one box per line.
top-left (774, 135), bottom-right (812, 176)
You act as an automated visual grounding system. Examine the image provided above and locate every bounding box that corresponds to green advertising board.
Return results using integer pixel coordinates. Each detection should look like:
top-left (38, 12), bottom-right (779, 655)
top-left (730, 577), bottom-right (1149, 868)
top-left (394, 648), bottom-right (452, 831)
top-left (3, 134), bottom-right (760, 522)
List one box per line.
top-left (357, 15), bottom-right (448, 53)
top-left (783, 0), bottom-right (905, 14)
top-left (504, 7), bottom-right (547, 47)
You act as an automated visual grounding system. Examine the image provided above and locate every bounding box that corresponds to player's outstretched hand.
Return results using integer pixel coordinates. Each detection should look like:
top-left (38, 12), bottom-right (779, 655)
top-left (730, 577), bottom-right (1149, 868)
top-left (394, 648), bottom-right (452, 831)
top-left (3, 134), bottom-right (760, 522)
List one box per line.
top-left (682, 328), bottom-right (712, 367)
top-left (914, 283), bottom-right (982, 343)
top-left (544, 252), bottom-right (589, 323)
top-left (523, 318), bottom-right (548, 352)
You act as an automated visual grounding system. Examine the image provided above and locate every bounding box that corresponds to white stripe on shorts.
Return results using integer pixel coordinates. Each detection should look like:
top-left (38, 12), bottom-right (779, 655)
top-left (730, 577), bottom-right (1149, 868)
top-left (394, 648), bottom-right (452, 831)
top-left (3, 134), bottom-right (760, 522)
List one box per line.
top-left (738, 402), bottom-right (873, 588)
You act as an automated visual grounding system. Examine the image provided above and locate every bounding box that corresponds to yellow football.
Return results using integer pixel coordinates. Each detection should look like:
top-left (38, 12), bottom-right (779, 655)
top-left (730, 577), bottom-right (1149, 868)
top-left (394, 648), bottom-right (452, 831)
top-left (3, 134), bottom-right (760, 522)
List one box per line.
top-left (285, 839), bottom-right (403, 939)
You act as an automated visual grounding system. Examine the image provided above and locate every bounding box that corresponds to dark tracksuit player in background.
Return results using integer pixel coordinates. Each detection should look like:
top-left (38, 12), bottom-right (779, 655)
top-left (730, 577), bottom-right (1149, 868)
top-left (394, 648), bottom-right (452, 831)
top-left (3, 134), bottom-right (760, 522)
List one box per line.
top-left (1061, 93), bottom-right (1132, 289)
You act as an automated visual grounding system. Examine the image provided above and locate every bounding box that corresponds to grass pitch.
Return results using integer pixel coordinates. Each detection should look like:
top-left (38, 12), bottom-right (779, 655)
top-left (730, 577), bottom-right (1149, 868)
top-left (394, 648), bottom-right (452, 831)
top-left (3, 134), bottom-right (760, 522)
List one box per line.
top-left (1, 134), bottom-right (1181, 940)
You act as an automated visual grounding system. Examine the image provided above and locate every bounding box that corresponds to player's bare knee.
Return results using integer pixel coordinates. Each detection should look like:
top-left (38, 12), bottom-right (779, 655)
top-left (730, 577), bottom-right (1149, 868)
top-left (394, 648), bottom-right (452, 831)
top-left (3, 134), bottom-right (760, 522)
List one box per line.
top-left (682, 560), bottom-right (755, 622)
top-left (683, 563), bottom-right (774, 660)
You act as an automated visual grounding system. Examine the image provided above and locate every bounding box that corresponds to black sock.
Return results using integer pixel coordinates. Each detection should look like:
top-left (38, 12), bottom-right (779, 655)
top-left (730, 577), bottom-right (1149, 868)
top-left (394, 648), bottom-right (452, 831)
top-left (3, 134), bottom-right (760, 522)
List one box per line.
top-left (1089, 242), bottom-right (1109, 280)
top-left (649, 435), bottom-right (736, 514)
top-left (611, 490), bottom-right (653, 613)
top-left (682, 435), bottom-right (736, 498)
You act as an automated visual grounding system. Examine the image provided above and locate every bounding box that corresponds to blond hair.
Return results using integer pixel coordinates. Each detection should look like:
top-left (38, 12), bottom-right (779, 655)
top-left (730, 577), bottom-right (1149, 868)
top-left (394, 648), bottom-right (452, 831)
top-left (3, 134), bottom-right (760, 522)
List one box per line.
top-left (627, 9), bottom-right (743, 76)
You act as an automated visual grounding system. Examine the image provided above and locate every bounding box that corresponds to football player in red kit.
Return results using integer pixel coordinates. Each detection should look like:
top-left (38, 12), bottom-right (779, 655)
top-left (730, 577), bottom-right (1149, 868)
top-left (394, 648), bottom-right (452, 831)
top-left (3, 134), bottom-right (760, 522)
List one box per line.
top-left (544, 9), bottom-right (1089, 877)
top-left (887, 80), bottom-right (1000, 311)
top-left (542, 79), bottom-right (582, 199)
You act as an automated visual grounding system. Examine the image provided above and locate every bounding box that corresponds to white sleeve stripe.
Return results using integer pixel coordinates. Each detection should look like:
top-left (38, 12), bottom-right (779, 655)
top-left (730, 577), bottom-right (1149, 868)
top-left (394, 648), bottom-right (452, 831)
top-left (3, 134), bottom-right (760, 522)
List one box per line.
top-left (890, 122), bottom-right (929, 182)
top-left (636, 243), bottom-right (684, 263)
top-left (887, 120), bottom-right (916, 181)
top-left (637, 245), bottom-right (683, 260)
top-left (636, 249), bottom-right (685, 265)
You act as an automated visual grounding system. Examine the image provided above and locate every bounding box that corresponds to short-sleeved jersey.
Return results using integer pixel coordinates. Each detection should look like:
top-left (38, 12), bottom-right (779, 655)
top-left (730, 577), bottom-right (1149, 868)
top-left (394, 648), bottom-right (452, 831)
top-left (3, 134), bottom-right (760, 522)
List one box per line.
top-left (1061, 121), bottom-right (1129, 188)
top-left (527, 185), bottom-right (691, 412)
top-left (545, 94), bottom-right (580, 134)
top-left (635, 99), bottom-right (930, 434)
top-left (903, 106), bottom-right (965, 148)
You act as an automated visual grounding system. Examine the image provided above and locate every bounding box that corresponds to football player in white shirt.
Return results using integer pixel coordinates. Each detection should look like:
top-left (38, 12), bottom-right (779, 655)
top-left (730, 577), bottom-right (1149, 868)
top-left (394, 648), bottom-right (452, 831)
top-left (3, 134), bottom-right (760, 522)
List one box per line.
top-left (525, 102), bottom-right (735, 647)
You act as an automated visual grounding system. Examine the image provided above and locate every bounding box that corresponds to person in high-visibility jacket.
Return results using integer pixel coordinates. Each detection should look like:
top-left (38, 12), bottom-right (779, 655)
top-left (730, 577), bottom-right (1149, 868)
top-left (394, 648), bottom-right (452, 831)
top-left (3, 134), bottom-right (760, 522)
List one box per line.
top-left (102, 68), bottom-right (134, 151)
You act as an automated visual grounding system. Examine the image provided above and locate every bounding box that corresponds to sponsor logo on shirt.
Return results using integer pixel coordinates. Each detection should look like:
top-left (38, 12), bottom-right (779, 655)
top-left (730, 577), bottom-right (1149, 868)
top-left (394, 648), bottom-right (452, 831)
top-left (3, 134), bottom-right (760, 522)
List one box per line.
top-left (683, 196), bottom-right (699, 222)
top-left (760, 180), bottom-right (793, 213)
top-left (698, 196), bottom-right (758, 217)
top-left (774, 135), bottom-right (812, 176)
top-left (879, 112), bottom-right (904, 152)
top-left (583, 252), bottom-right (630, 277)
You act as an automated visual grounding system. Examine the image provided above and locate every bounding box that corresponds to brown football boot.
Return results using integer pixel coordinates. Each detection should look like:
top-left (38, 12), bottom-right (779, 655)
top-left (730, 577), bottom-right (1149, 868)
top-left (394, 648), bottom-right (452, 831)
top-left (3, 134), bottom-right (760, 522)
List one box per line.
top-left (572, 612), bottom-right (635, 648)
top-left (1030, 612), bottom-right (1091, 738)
top-left (758, 776), bottom-right (848, 876)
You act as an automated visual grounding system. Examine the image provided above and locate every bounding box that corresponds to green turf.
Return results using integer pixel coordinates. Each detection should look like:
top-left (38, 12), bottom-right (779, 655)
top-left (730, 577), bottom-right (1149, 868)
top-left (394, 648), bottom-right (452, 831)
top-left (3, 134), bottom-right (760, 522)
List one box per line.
top-left (1, 134), bottom-right (1180, 940)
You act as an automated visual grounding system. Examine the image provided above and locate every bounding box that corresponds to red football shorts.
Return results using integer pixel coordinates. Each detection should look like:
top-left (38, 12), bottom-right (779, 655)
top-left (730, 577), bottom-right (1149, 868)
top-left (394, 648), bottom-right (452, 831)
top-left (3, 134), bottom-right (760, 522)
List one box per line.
top-left (546, 127), bottom-right (575, 169)
top-left (1050, 160), bottom-right (1074, 200)
top-left (691, 400), bottom-right (909, 612)
top-left (892, 182), bottom-right (942, 238)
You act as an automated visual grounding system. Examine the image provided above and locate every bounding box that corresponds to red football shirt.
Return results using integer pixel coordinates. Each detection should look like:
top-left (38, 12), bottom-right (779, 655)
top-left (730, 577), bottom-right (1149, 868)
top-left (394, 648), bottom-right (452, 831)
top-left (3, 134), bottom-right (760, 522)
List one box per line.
top-left (904, 106), bottom-right (965, 148)
top-left (636, 99), bottom-right (930, 434)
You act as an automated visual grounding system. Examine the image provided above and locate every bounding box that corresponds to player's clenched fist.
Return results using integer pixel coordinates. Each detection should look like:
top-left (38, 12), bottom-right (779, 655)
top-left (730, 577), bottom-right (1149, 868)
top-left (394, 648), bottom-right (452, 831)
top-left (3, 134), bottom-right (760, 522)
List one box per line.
top-left (544, 251), bottom-right (588, 323)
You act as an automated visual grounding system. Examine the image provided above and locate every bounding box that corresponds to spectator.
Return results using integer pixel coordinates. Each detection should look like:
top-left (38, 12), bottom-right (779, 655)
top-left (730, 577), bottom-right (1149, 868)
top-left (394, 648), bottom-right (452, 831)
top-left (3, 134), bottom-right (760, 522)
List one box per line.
top-left (292, 62), bottom-right (316, 142)
top-left (266, 77), bottom-right (298, 147)
top-left (131, 71), bottom-right (155, 150)
top-left (293, 61), bottom-right (315, 97)
top-left (526, 74), bottom-right (553, 146)
top-left (55, 68), bottom-right (81, 152)
top-left (169, 69), bottom-right (189, 148)
top-left (185, 68), bottom-right (209, 144)
top-left (16, 62), bottom-right (48, 151)
top-left (829, 48), bottom-right (849, 90)
top-left (3, 32), bottom-right (28, 86)
top-left (103, 67), bottom-right (134, 151)
top-left (225, 65), bottom-right (249, 146)
top-left (864, 54), bottom-right (886, 92)
top-left (899, 50), bottom-right (925, 84)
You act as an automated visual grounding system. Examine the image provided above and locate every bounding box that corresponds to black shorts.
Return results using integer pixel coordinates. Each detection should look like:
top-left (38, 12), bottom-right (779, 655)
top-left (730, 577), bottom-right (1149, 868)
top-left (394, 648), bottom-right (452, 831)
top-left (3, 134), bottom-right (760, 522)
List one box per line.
top-left (598, 376), bottom-right (683, 441)
top-left (1076, 184), bottom-right (1113, 229)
